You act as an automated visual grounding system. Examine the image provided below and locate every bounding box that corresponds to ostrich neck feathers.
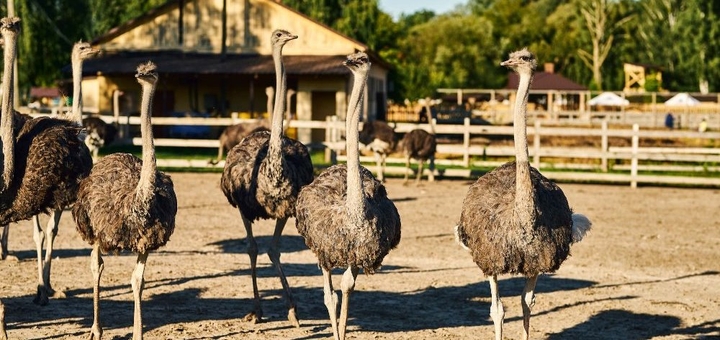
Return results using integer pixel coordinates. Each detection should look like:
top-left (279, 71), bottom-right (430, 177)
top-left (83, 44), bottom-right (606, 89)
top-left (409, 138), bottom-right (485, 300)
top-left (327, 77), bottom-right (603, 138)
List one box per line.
top-left (345, 66), bottom-right (369, 227)
top-left (136, 80), bottom-right (157, 205)
top-left (70, 56), bottom-right (84, 124)
top-left (267, 43), bottom-right (287, 163)
top-left (513, 68), bottom-right (536, 226)
top-left (1, 25), bottom-right (17, 191)
top-left (424, 103), bottom-right (436, 135)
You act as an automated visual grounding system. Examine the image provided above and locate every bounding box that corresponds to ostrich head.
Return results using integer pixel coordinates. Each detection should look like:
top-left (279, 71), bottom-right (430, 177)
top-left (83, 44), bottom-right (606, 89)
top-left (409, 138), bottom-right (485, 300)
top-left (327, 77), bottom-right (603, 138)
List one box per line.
top-left (343, 52), bottom-right (371, 74)
top-left (500, 48), bottom-right (537, 74)
top-left (135, 61), bottom-right (158, 85)
top-left (0, 17), bottom-right (20, 37)
top-left (271, 29), bottom-right (298, 47)
top-left (72, 41), bottom-right (99, 63)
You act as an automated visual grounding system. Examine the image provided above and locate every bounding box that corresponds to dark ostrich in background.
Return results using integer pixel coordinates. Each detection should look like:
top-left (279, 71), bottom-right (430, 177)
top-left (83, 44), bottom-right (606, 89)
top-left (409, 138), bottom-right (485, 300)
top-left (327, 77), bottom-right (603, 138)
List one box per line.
top-left (0, 17), bottom-right (93, 306)
top-left (210, 86), bottom-right (273, 165)
top-left (72, 61), bottom-right (177, 340)
top-left (400, 97), bottom-right (436, 185)
top-left (358, 120), bottom-right (396, 182)
top-left (81, 116), bottom-right (117, 159)
top-left (455, 49), bottom-right (591, 340)
top-left (296, 52), bottom-right (401, 340)
top-left (220, 29), bottom-right (313, 326)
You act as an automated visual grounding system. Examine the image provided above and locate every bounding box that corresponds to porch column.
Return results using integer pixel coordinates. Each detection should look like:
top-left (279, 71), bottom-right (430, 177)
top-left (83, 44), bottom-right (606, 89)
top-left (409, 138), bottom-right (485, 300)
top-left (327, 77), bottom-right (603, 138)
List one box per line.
top-left (296, 90), bottom-right (312, 144)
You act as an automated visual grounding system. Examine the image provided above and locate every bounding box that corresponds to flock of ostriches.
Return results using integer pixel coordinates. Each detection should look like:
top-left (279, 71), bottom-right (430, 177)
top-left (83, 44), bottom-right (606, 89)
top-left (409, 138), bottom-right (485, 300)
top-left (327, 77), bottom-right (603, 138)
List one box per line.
top-left (0, 17), bottom-right (592, 340)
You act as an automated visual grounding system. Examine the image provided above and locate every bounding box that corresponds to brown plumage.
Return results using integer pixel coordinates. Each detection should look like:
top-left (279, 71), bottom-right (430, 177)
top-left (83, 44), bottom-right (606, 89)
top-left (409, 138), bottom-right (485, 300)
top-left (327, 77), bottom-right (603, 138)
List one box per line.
top-left (400, 99), bottom-right (436, 184)
top-left (455, 49), bottom-right (591, 340)
top-left (296, 52), bottom-right (401, 340)
top-left (72, 61), bottom-right (176, 340)
top-left (0, 17), bottom-right (93, 307)
top-left (359, 120), bottom-right (396, 181)
top-left (210, 86), bottom-right (274, 165)
top-left (219, 29), bottom-right (312, 327)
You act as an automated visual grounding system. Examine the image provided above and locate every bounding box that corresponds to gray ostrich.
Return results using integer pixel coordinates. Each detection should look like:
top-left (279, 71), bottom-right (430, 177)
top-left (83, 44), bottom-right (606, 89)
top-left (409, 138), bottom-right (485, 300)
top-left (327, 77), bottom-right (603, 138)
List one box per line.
top-left (296, 52), bottom-right (401, 340)
top-left (0, 17), bottom-right (93, 306)
top-left (220, 29), bottom-right (313, 326)
top-left (358, 120), bottom-right (396, 182)
top-left (210, 86), bottom-right (273, 165)
top-left (454, 49), bottom-right (591, 340)
top-left (400, 97), bottom-right (436, 185)
top-left (72, 61), bottom-right (176, 340)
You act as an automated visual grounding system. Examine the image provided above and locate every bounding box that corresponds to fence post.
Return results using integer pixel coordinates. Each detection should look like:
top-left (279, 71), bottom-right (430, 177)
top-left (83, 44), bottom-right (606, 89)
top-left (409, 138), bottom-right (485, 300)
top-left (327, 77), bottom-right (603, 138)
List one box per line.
top-left (324, 116), bottom-right (338, 164)
top-left (533, 120), bottom-right (541, 169)
top-left (631, 123), bottom-right (639, 188)
top-left (463, 117), bottom-right (470, 167)
top-left (601, 121), bottom-right (608, 172)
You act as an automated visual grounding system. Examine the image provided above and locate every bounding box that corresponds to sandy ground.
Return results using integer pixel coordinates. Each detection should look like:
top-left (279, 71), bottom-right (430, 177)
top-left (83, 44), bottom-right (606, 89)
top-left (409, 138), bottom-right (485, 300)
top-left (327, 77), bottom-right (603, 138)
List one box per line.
top-left (1, 172), bottom-right (719, 340)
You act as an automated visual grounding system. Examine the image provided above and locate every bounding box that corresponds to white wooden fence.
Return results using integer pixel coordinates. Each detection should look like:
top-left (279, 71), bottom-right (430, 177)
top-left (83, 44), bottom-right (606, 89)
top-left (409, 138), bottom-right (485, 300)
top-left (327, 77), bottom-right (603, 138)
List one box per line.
top-left (66, 114), bottom-right (720, 187)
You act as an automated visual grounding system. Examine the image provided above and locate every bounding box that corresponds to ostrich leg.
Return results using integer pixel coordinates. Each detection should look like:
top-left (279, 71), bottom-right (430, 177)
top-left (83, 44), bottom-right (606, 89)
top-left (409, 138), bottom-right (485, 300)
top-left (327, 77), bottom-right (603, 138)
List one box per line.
top-left (415, 159), bottom-right (424, 185)
top-left (0, 298), bottom-right (6, 340)
top-left (488, 275), bottom-right (505, 340)
top-left (521, 275), bottom-right (538, 340)
top-left (32, 215), bottom-right (47, 305)
top-left (42, 210), bottom-right (65, 298)
top-left (89, 244), bottom-right (104, 340)
top-left (374, 152), bottom-right (384, 182)
top-left (338, 266), bottom-right (359, 340)
top-left (240, 213), bottom-right (262, 323)
top-left (402, 155), bottom-right (411, 184)
top-left (321, 268), bottom-right (339, 340)
top-left (428, 156), bottom-right (435, 182)
top-left (268, 217), bottom-right (300, 327)
top-left (1, 224), bottom-right (8, 260)
top-left (130, 252), bottom-right (148, 340)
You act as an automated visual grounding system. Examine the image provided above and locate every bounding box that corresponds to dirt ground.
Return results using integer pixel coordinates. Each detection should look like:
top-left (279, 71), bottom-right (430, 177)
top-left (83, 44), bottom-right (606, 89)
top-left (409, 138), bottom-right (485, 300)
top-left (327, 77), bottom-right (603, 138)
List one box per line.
top-left (1, 172), bottom-right (719, 340)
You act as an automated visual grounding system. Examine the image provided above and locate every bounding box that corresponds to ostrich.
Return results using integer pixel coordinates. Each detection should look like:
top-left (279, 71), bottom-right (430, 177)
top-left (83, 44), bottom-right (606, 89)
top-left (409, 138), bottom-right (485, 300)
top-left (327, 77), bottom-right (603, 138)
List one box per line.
top-left (220, 29), bottom-right (313, 326)
top-left (296, 52), bottom-right (401, 340)
top-left (82, 116), bottom-right (117, 160)
top-left (358, 120), bottom-right (396, 182)
top-left (400, 97), bottom-right (436, 185)
top-left (454, 49), bottom-right (591, 340)
top-left (72, 61), bottom-right (176, 340)
top-left (210, 86), bottom-right (273, 165)
top-left (0, 17), bottom-right (93, 306)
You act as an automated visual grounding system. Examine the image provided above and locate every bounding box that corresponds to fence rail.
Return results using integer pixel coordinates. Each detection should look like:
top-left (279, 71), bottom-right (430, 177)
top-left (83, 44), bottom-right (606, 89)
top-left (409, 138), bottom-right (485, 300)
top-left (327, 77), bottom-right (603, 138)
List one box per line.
top-left (36, 113), bottom-right (720, 187)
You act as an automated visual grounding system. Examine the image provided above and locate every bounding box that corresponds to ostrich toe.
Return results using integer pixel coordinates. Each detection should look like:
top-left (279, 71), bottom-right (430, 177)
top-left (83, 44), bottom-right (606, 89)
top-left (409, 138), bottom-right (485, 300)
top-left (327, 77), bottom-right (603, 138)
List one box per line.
top-left (33, 285), bottom-right (49, 306)
top-left (288, 307), bottom-right (300, 328)
top-left (242, 310), bottom-right (263, 324)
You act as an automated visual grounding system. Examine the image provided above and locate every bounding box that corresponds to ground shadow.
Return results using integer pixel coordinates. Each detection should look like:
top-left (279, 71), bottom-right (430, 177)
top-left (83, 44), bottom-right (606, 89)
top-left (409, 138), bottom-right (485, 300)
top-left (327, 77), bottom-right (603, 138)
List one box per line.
top-left (7, 248), bottom-right (91, 261)
top-left (208, 235), bottom-right (308, 254)
top-left (547, 309), bottom-right (682, 340)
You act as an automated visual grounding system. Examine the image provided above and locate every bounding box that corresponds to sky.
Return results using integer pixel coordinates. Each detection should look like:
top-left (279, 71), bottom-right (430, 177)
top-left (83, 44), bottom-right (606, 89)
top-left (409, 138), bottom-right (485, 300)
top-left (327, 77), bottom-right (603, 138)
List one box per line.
top-left (378, 0), bottom-right (467, 19)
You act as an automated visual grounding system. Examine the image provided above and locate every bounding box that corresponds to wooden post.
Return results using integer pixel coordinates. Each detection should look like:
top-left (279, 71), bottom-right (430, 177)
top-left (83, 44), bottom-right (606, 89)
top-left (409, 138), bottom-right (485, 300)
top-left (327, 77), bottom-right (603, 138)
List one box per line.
top-left (463, 117), bottom-right (470, 167)
top-left (631, 124), bottom-right (639, 188)
top-left (457, 89), bottom-right (463, 106)
top-left (533, 120), bottom-right (541, 168)
top-left (601, 120), bottom-right (608, 172)
top-left (324, 116), bottom-right (335, 164)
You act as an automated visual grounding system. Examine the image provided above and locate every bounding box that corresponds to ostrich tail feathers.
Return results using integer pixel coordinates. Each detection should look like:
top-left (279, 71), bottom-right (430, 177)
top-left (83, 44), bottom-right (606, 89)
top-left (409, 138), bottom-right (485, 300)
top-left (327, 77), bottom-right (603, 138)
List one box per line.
top-left (571, 213), bottom-right (592, 243)
top-left (454, 225), bottom-right (470, 251)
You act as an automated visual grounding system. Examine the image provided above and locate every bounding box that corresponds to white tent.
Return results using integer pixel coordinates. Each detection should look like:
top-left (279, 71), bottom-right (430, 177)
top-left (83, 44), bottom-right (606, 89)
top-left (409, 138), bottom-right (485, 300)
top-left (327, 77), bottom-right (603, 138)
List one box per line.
top-left (664, 92), bottom-right (700, 106)
top-left (588, 92), bottom-right (629, 106)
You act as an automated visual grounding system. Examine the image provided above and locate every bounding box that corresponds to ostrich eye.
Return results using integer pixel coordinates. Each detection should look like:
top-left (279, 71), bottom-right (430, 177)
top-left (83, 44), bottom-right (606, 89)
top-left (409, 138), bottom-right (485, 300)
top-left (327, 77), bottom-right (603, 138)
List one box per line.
top-left (360, 57), bottom-right (368, 63)
top-left (276, 32), bottom-right (282, 37)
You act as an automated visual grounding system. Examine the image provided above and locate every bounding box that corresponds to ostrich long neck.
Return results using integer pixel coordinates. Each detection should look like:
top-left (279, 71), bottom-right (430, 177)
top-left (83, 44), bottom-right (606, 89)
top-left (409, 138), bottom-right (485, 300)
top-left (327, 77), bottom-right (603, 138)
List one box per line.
top-left (136, 81), bottom-right (157, 202)
top-left (346, 69), bottom-right (369, 226)
top-left (267, 44), bottom-right (286, 162)
top-left (513, 70), bottom-right (535, 225)
top-left (424, 103), bottom-right (435, 134)
top-left (70, 57), bottom-right (83, 124)
top-left (1, 30), bottom-right (16, 191)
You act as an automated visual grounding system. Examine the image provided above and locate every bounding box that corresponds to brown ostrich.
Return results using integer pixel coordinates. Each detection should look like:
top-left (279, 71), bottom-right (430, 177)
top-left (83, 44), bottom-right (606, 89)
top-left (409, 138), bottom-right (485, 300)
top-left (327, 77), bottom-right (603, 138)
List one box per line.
top-left (296, 52), bottom-right (401, 340)
top-left (0, 17), bottom-right (93, 306)
top-left (72, 61), bottom-right (176, 340)
top-left (210, 86), bottom-right (273, 165)
top-left (400, 97), bottom-right (436, 185)
top-left (358, 120), bottom-right (396, 182)
top-left (220, 29), bottom-right (313, 326)
top-left (454, 49), bottom-right (591, 340)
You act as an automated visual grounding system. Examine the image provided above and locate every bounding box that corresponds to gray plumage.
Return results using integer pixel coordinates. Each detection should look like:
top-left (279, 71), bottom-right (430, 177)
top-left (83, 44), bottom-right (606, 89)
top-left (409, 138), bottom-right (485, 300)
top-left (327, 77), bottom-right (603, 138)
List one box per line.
top-left (72, 61), bottom-right (176, 340)
top-left (400, 99), bottom-right (436, 184)
top-left (455, 48), bottom-right (590, 340)
top-left (296, 52), bottom-right (400, 340)
top-left (359, 120), bottom-right (396, 181)
top-left (82, 116), bottom-right (117, 159)
top-left (0, 17), bottom-right (93, 307)
top-left (219, 29), bottom-right (312, 327)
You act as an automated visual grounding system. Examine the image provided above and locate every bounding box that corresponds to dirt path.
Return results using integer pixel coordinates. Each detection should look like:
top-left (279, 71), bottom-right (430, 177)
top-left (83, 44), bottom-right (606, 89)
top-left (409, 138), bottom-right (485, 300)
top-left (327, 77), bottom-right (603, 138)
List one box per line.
top-left (1, 172), bottom-right (719, 339)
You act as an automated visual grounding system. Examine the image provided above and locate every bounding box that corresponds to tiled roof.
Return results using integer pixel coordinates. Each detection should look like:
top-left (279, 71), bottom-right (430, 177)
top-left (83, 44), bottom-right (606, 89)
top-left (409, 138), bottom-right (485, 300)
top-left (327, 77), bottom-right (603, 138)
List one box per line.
top-left (76, 51), bottom-right (352, 76)
top-left (505, 72), bottom-right (587, 91)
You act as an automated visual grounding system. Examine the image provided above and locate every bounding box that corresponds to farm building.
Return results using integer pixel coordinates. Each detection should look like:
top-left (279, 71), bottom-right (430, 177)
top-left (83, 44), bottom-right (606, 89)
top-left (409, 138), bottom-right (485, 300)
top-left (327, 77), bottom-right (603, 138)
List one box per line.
top-left (78, 0), bottom-right (389, 143)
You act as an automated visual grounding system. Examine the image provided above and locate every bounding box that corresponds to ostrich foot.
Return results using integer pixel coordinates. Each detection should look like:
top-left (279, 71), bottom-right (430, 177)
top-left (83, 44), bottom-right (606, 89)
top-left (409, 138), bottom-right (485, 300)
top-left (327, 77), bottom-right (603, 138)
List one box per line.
top-left (242, 309), bottom-right (263, 324)
top-left (0, 254), bottom-right (18, 262)
top-left (33, 285), bottom-right (49, 306)
top-left (47, 287), bottom-right (67, 299)
top-left (288, 307), bottom-right (300, 328)
top-left (88, 323), bottom-right (102, 340)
